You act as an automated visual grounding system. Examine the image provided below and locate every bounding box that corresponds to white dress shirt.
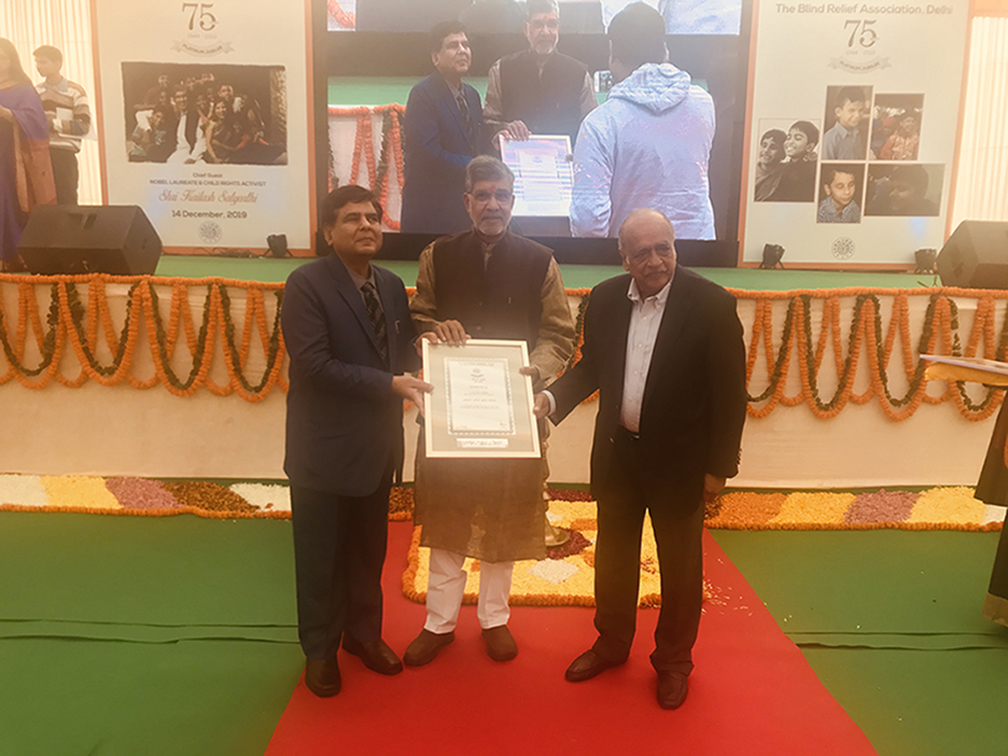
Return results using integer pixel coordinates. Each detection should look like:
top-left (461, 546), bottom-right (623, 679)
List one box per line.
top-left (619, 275), bottom-right (672, 433)
top-left (543, 273), bottom-right (672, 427)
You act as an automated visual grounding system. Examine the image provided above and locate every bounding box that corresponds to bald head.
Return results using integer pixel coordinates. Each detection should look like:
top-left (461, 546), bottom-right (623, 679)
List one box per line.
top-left (618, 209), bottom-right (677, 298)
top-left (618, 209), bottom-right (675, 250)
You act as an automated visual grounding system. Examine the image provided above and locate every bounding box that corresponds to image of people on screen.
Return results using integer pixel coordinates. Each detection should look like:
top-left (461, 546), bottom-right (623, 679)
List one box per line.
top-left (817, 164), bottom-right (863, 224)
top-left (352, 0), bottom-right (742, 34)
top-left (600, 0), bottom-right (742, 34)
top-left (569, 2), bottom-right (716, 239)
top-left (123, 63), bottom-right (287, 166)
top-left (484, 0), bottom-right (596, 149)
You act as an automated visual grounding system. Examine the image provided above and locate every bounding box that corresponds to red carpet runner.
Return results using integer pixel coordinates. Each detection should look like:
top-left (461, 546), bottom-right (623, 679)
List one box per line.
top-left (266, 523), bottom-right (877, 756)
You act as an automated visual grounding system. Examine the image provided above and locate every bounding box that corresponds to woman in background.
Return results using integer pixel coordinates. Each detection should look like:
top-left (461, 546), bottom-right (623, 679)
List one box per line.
top-left (204, 98), bottom-right (241, 164)
top-left (0, 38), bottom-right (55, 271)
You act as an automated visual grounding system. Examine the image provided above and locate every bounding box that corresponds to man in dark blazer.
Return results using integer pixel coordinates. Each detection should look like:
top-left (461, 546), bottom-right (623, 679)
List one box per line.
top-left (401, 21), bottom-right (484, 234)
top-left (281, 185), bottom-right (433, 697)
top-left (534, 208), bottom-right (747, 709)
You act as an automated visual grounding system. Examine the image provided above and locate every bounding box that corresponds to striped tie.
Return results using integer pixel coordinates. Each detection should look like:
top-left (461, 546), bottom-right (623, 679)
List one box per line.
top-left (361, 281), bottom-right (389, 366)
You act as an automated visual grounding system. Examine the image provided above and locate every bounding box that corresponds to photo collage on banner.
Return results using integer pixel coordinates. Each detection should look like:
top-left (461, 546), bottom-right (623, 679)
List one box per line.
top-left (743, 1), bottom-right (968, 266)
top-left (94, 0), bottom-right (312, 254)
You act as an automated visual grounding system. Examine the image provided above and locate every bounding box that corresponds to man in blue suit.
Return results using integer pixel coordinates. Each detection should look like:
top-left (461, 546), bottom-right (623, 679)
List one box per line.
top-left (281, 185), bottom-right (434, 697)
top-left (401, 21), bottom-right (484, 234)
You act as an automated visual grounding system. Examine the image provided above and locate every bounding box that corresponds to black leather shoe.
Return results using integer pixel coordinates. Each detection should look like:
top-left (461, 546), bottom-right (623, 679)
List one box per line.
top-left (481, 625), bottom-right (518, 662)
top-left (304, 657), bottom-right (341, 697)
top-left (564, 649), bottom-right (623, 682)
top-left (342, 635), bottom-right (403, 675)
top-left (403, 629), bottom-right (455, 667)
top-left (656, 671), bottom-right (689, 709)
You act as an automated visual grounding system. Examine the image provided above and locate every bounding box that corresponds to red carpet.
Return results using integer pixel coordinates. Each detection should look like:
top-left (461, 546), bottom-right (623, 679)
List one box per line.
top-left (265, 523), bottom-right (877, 756)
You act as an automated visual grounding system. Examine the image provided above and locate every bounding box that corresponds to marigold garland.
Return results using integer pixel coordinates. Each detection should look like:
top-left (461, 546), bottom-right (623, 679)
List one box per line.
top-left (0, 273), bottom-right (284, 401)
top-left (3, 277), bottom-right (1008, 424)
top-left (329, 105), bottom-right (407, 230)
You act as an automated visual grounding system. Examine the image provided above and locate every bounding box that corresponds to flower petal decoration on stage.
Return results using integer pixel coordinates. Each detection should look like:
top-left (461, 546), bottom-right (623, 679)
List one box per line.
top-left (0, 478), bottom-right (1002, 535)
top-left (229, 483), bottom-right (291, 513)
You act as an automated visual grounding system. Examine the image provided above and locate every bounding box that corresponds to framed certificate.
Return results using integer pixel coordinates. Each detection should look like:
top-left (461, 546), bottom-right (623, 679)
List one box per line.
top-left (499, 135), bottom-right (574, 218)
top-left (422, 339), bottom-right (541, 459)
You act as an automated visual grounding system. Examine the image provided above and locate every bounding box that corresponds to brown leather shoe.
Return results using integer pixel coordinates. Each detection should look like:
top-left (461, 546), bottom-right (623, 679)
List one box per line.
top-left (403, 629), bottom-right (455, 667)
top-left (481, 625), bottom-right (518, 662)
top-left (342, 635), bottom-right (403, 675)
top-left (656, 670), bottom-right (689, 709)
top-left (564, 649), bottom-right (623, 682)
top-left (304, 657), bottom-right (341, 697)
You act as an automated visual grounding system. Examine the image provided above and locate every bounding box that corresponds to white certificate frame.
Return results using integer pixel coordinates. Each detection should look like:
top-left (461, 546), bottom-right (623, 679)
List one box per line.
top-left (499, 135), bottom-right (574, 217)
top-left (422, 339), bottom-right (541, 459)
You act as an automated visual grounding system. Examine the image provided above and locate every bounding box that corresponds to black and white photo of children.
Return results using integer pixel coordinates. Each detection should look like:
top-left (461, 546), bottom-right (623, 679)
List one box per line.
top-left (754, 126), bottom-right (786, 201)
top-left (122, 62), bottom-right (288, 165)
top-left (865, 164), bottom-right (943, 217)
top-left (757, 118), bottom-right (821, 203)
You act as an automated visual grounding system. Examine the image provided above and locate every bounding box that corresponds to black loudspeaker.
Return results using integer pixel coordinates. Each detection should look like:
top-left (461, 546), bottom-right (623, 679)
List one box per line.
top-left (18, 205), bottom-right (162, 275)
top-left (937, 221), bottom-right (1008, 289)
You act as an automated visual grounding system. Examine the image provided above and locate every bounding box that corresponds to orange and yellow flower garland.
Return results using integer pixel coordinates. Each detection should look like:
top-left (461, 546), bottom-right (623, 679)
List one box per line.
top-left (2, 276), bottom-right (1008, 436)
top-left (328, 105), bottom-right (407, 230)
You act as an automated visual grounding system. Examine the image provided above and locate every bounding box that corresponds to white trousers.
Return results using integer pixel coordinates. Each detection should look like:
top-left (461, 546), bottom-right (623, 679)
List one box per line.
top-left (424, 548), bottom-right (513, 633)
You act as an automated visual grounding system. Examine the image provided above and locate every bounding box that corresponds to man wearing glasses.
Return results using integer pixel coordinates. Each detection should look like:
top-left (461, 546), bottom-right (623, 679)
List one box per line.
top-left (483, 0), bottom-right (596, 149)
top-left (533, 208), bottom-right (747, 708)
top-left (405, 155), bottom-right (576, 666)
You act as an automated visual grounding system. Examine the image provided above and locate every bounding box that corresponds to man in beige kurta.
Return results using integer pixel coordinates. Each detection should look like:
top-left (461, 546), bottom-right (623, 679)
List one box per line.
top-left (405, 155), bottom-right (575, 666)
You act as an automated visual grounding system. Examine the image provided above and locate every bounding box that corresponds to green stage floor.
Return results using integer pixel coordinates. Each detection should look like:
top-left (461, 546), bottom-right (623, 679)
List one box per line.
top-left (153, 255), bottom-right (925, 291)
top-left (1, 509), bottom-right (1005, 756)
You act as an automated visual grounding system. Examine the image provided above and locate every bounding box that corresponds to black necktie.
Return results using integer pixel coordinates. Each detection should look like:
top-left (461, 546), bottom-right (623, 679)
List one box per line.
top-left (456, 91), bottom-right (470, 124)
top-left (361, 281), bottom-right (389, 367)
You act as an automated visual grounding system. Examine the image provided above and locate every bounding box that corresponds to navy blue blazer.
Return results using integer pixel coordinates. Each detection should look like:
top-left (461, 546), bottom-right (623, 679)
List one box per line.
top-left (281, 254), bottom-right (419, 496)
top-left (401, 73), bottom-right (483, 234)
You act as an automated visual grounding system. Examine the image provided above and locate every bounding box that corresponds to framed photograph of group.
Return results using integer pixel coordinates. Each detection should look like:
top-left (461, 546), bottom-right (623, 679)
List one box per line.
top-left (92, 0), bottom-right (315, 254)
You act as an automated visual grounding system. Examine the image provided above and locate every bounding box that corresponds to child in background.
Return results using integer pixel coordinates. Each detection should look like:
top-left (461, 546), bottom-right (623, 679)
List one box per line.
top-left (766, 120), bottom-right (819, 202)
top-left (129, 108), bottom-right (168, 162)
top-left (879, 112), bottom-right (920, 160)
top-left (754, 128), bottom-right (786, 201)
top-left (821, 87), bottom-right (867, 160)
top-left (817, 165), bottom-right (861, 223)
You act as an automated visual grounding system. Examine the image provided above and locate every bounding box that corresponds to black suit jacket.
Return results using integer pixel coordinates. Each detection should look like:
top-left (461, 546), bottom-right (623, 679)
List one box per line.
top-left (549, 268), bottom-right (747, 511)
top-left (281, 254), bottom-right (419, 496)
top-left (401, 73), bottom-right (483, 234)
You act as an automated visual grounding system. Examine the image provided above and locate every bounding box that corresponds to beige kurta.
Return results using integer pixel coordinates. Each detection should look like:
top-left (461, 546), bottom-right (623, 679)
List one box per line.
top-left (411, 234), bottom-right (576, 563)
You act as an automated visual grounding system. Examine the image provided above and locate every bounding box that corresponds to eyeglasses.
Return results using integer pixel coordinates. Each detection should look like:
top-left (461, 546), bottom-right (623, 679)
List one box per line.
top-left (626, 242), bottom-right (674, 265)
top-left (529, 19), bottom-right (559, 31)
top-left (469, 189), bottom-right (513, 204)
